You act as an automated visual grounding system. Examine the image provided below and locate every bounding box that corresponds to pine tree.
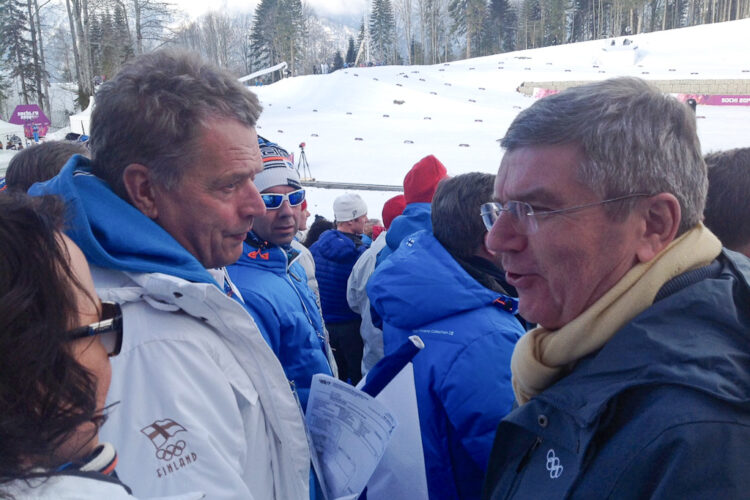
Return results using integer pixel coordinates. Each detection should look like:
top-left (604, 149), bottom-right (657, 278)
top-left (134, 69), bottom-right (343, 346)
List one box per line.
top-left (249, 0), bottom-right (278, 71)
top-left (249, 0), bottom-right (306, 77)
top-left (488, 0), bottom-right (516, 52)
top-left (448, 0), bottom-right (487, 58)
top-left (0, 0), bottom-right (38, 104)
top-left (114, 5), bottom-right (134, 65)
top-left (369, 0), bottom-right (397, 64)
top-left (345, 36), bottom-right (356, 64)
top-left (332, 50), bottom-right (344, 71)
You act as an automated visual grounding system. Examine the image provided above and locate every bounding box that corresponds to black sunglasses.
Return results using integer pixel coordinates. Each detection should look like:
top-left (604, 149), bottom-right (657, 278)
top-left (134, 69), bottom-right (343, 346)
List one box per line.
top-left (67, 301), bottom-right (123, 357)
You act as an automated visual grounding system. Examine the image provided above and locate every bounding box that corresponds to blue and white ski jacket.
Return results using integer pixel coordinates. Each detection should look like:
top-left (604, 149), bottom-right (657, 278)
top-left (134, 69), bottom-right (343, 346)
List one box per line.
top-left (368, 230), bottom-right (524, 500)
top-left (227, 233), bottom-right (332, 410)
top-left (376, 202), bottom-right (432, 266)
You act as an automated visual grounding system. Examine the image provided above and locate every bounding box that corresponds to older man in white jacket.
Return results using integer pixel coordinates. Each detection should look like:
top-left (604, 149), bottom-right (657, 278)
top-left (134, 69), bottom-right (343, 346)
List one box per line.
top-left (31, 49), bottom-right (310, 499)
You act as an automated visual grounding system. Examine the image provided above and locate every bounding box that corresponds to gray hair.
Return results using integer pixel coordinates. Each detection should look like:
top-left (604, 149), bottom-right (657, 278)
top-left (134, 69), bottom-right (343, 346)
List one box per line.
top-left (704, 147), bottom-right (750, 250)
top-left (501, 77), bottom-right (706, 235)
top-left (432, 172), bottom-right (494, 259)
top-left (89, 49), bottom-right (262, 200)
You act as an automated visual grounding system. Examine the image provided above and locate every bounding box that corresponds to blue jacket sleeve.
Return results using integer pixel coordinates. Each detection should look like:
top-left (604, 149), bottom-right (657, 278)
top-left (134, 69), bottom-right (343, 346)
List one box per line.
top-left (438, 325), bottom-right (520, 471)
top-left (240, 290), bottom-right (282, 356)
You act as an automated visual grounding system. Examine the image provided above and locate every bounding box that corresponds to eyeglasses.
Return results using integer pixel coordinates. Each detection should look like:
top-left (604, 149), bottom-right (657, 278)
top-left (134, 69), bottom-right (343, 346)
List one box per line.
top-left (67, 301), bottom-right (123, 357)
top-left (261, 189), bottom-right (305, 210)
top-left (480, 193), bottom-right (650, 235)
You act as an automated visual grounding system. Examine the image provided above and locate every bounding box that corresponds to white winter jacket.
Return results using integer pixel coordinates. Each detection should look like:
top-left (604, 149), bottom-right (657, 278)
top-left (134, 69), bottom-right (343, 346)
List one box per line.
top-left (3, 473), bottom-right (204, 499)
top-left (346, 231), bottom-right (388, 375)
top-left (95, 267), bottom-right (310, 500)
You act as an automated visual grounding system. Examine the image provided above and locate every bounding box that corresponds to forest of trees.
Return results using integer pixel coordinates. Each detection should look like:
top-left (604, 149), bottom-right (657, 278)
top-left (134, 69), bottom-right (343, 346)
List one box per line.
top-left (1, 0), bottom-right (748, 120)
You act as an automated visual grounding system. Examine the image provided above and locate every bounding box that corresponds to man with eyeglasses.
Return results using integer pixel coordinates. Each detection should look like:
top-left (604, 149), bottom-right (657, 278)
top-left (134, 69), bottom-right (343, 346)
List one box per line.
top-left (227, 138), bottom-right (334, 410)
top-left (30, 50), bottom-right (311, 499)
top-left (480, 77), bottom-right (750, 499)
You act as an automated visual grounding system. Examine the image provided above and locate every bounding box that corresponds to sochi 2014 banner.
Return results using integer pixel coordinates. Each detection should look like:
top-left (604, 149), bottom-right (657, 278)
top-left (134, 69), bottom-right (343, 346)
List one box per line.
top-left (9, 104), bottom-right (51, 139)
top-left (677, 94), bottom-right (750, 106)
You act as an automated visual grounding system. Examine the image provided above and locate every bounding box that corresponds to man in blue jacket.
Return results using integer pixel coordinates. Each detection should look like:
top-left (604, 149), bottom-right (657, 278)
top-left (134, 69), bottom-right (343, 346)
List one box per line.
top-left (482, 77), bottom-right (750, 499)
top-left (367, 173), bottom-right (524, 499)
top-left (310, 193), bottom-right (368, 384)
top-left (227, 139), bottom-right (333, 410)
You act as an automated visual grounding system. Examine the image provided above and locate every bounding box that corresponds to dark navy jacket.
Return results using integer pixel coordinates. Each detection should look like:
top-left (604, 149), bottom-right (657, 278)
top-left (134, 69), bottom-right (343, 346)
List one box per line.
top-left (483, 250), bottom-right (750, 500)
top-left (309, 229), bottom-right (366, 323)
top-left (368, 231), bottom-right (524, 500)
top-left (226, 233), bottom-right (332, 410)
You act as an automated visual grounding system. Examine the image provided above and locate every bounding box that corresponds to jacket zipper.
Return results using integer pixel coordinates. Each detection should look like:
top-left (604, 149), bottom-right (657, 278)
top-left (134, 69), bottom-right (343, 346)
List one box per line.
top-left (504, 436), bottom-right (542, 499)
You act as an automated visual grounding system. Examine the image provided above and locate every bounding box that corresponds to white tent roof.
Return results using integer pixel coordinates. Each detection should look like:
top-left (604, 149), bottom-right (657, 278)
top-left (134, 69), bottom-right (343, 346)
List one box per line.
top-left (69, 96), bottom-right (94, 135)
top-left (0, 119), bottom-right (24, 136)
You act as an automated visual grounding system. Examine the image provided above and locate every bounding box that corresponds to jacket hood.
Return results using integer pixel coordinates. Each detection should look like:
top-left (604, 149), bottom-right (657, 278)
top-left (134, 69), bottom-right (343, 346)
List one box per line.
top-left (368, 230), bottom-right (515, 329)
top-left (28, 155), bottom-right (218, 285)
top-left (385, 203), bottom-right (432, 252)
top-left (311, 229), bottom-right (362, 262)
top-left (539, 251), bottom-right (750, 427)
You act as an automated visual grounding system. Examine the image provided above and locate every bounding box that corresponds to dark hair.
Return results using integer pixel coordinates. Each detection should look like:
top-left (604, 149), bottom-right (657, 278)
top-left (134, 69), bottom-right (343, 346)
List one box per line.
top-left (432, 173), bottom-right (494, 259)
top-left (501, 77), bottom-right (705, 235)
top-left (89, 48), bottom-right (263, 200)
top-left (704, 148), bottom-right (750, 250)
top-left (5, 141), bottom-right (88, 193)
top-left (304, 216), bottom-right (335, 248)
top-left (0, 193), bottom-right (102, 490)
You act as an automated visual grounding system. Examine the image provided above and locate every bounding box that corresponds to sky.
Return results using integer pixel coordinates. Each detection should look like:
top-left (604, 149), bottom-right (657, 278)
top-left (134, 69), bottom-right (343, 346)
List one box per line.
top-left (3, 19), bottom-right (750, 220)
top-left (175, 0), bottom-right (368, 22)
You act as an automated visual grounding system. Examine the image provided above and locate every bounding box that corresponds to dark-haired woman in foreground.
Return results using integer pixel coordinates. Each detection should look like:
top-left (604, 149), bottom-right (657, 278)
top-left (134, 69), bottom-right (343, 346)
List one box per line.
top-left (0, 194), bottom-right (202, 499)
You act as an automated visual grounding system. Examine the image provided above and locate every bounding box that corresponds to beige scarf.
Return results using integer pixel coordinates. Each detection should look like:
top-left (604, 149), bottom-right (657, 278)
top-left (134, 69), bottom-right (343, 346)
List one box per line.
top-left (511, 223), bottom-right (722, 405)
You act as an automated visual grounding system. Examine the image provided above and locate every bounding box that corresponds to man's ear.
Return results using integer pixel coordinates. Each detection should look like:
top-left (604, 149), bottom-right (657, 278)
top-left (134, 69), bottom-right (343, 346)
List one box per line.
top-left (122, 164), bottom-right (159, 219)
top-left (635, 193), bottom-right (681, 263)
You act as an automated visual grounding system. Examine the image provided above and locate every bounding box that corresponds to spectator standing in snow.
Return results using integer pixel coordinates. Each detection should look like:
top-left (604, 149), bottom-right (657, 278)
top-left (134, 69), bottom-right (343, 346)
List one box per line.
top-left (367, 174), bottom-right (523, 499)
top-left (304, 215), bottom-right (334, 248)
top-left (292, 199), bottom-right (324, 305)
top-left (347, 194), bottom-right (406, 376)
top-left (310, 193), bottom-right (368, 384)
top-left (296, 199), bottom-right (311, 239)
top-left (30, 49), bottom-right (310, 499)
top-left (376, 154), bottom-right (449, 265)
top-left (5, 140), bottom-right (88, 193)
top-left (482, 77), bottom-right (750, 499)
top-left (703, 147), bottom-right (750, 257)
top-left (226, 139), bottom-right (334, 409)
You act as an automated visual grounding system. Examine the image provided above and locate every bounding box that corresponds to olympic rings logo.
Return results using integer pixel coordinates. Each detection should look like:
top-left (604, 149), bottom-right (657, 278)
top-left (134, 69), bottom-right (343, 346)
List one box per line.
top-left (155, 439), bottom-right (186, 461)
top-left (546, 449), bottom-right (564, 479)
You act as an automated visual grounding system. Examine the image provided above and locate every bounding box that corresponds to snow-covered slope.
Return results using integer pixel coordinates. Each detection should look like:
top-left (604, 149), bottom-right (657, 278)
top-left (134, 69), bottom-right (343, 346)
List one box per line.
top-left (4, 19), bottom-right (750, 219)
top-left (254, 19), bottom-right (750, 218)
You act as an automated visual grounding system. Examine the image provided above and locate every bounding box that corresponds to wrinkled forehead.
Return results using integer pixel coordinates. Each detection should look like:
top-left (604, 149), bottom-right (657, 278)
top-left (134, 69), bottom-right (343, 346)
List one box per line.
top-left (494, 144), bottom-right (588, 201)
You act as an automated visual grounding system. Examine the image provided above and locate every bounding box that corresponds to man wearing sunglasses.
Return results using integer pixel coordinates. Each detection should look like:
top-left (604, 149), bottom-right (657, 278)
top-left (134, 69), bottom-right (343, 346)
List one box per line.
top-left (227, 139), bottom-right (334, 410)
top-left (482, 78), bottom-right (750, 499)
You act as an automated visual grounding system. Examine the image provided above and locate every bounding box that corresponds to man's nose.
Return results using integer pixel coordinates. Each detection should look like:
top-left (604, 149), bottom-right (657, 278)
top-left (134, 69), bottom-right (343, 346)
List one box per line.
top-left (487, 210), bottom-right (526, 254)
top-left (242, 181), bottom-right (266, 217)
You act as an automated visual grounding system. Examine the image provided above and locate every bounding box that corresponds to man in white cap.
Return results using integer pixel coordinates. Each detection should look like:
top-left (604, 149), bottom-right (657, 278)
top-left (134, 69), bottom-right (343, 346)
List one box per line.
top-left (227, 137), bottom-right (334, 410)
top-left (309, 193), bottom-right (368, 384)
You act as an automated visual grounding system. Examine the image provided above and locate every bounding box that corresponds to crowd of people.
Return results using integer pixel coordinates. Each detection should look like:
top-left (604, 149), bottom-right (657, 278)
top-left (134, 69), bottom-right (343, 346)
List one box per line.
top-left (0, 48), bottom-right (749, 500)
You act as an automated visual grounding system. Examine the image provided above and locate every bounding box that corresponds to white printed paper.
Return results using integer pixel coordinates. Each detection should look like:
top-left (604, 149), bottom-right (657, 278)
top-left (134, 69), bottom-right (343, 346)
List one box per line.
top-left (306, 374), bottom-right (397, 500)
